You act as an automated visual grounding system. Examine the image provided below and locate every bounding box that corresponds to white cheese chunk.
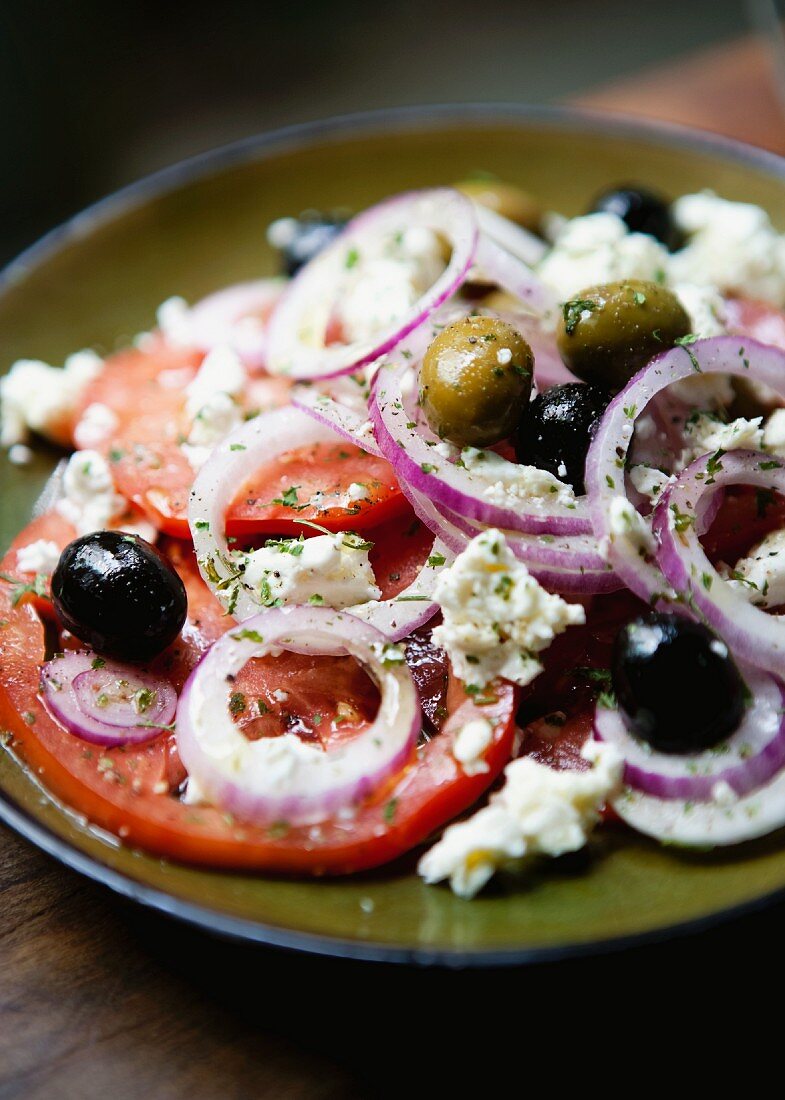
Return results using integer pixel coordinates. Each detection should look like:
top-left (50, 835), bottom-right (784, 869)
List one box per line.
top-left (55, 449), bottom-right (127, 535)
top-left (431, 529), bottom-right (585, 689)
top-left (16, 539), bottom-right (61, 575)
top-left (73, 402), bottom-right (119, 450)
top-left (605, 496), bottom-right (655, 558)
top-left (242, 533), bottom-right (380, 610)
top-left (1, 349), bottom-right (103, 448)
top-left (461, 446), bottom-right (577, 506)
top-left (337, 226), bottom-right (445, 343)
top-left (418, 739), bottom-right (623, 898)
top-left (185, 345), bottom-right (246, 419)
top-left (680, 414), bottom-right (763, 469)
top-left (537, 213), bottom-right (669, 303)
top-left (730, 528), bottom-right (785, 608)
top-left (628, 465), bottom-right (674, 505)
top-left (452, 717), bottom-right (494, 776)
top-left (668, 191), bottom-right (785, 305)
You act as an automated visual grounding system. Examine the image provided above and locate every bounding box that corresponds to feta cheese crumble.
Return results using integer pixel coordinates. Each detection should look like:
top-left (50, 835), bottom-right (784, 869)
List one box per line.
top-left (462, 447), bottom-right (577, 506)
top-left (418, 738), bottom-right (623, 898)
top-left (185, 345), bottom-right (246, 420)
top-left (1, 349), bottom-right (103, 448)
top-left (452, 718), bottom-right (494, 776)
top-left (55, 450), bottom-right (127, 535)
top-left (605, 496), bottom-right (655, 557)
top-left (16, 539), bottom-right (61, 575)
top-left (730, 528), bottom-right (785, 608)
top-left (431, 529), bottom-right (585, 689)
top-left (628, 464), bottom-right (674, 505)
top-left (537, 212), bottom-right (669, 303)
top-left (336, 226), bottom-right (445, 343)
top-left (73, 402), bottom-right (119, 450)
top-left (679, 414), bottom-right (763, 468)
top-left (242, 533), bottom-right (380, 610)
top-left (669, 191), bottom-right (785, 305)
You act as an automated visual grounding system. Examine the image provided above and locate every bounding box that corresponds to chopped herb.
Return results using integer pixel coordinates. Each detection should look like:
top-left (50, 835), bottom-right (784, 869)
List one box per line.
top-left (344, 247), bottom-right (359, 270)
top-left (308, 593), bottom-right (325, 605)
top-left (427, 553), bottom-right (446, 567)
top-left (420, 462), bottom-right (437, 474)
top-left (229, 443), bottom-right (247, 452)
top-left (272, 485), bottom-right (302, 509)
top-left (562, 297), bottom-right (598, 335)
top-left (229, 691), bottom-right (246, 715)
top-left (91, 657), bottom-right (106, 670)
top-left (231, 628), bottom-right (265, 643)
top-left (0, 572), bottom-right (50, 608)
top-left (383, 797), bottom-right (399, 824)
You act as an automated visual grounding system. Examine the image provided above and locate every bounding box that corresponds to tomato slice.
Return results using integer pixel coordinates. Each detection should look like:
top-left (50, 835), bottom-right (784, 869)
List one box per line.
top-left (76, 343), bottom-right (407, 539)
top-left (0, 514), bottom-right (517, 874)
top-left (724, 296), bottom-right (785, 352)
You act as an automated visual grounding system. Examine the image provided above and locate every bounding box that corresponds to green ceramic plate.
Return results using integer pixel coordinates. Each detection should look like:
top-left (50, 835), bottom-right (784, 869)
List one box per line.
top-left (4, 105), bottom-right (785, 966)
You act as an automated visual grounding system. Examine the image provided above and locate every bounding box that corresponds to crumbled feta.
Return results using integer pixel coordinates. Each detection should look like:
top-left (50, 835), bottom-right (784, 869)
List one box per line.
top-left (16, 539), bottom-right (61, 575)
top-left (418, 738), bottom-right (623, 898)
top-left (462, 446), bottom-right (577, 506)
top-left (242, 533), bottom-right (380, 610)
top-left (73, 402), bottom-right (119, 449)
top-left (730, 528), bottom-right (785, 608)
top-left (671, 281), bottom-right (727, 338)
top-left (628, 464), bottom-right (674, 504)
top-left (680, 413), bottom-right (763, 467)
top-left (185, 345), bottom-right (246, 419)
top-left (537, 213), bottom-right (669, 302)
top-left (452, 718), bottom-right (494, 776)
top-left (711, 780), bottom-right (738, 807)
top-left (7, 443), bottom-right (33, 465)
top-left (181, 391), bottom-right (244, 469)
top-left (668, 191), bottom-right (785, 305)
top-left (1, 349), bottom-right (103, 448)
top-left (764, 408), bottom-right (785, 453)
top-left (431, 529), bottom-right (585, 689)
top-left (337, 226), bottom-right (445, 343)
top-left (496, 347), bottom-right (513, 366)
top-left (345, 481), bottom-right (369, 503)
top-left (157, 296), bottom-right (194, 348)
top-left (606, 496), bottom-right (655, 557)
top-left (55, 449), bottom-right (126, 535)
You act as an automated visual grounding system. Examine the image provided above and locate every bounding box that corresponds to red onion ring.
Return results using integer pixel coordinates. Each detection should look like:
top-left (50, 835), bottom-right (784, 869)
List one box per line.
top-left (653, 448), bottom-right (785, 673)
top-left (186, 279), bottom-right (284, 369)
top-left (41, 652), bottom-right (175, 745)
top-left (585, 336), bottom-right (785, 607)
top-left (176, 606), bottom-right (420, 826)
top-left (473, 205), bottom-right (547, 268)
top-left (292, 386), bottom-right (382, 457)
top-left (595, 666), bottom-right (785, 800)
top-left (265, 188), bottom-right (479, 381)
top-left (473, 233), bottom-right (556, 320)
top-left (370, 362), bottom-right (592, 536)
top-left (611, 765), bottom-right (785, 847)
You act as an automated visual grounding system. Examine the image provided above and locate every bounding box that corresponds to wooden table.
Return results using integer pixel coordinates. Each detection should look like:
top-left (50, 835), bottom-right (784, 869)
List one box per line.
top-left (3, 35), bottom-right (784, 1098)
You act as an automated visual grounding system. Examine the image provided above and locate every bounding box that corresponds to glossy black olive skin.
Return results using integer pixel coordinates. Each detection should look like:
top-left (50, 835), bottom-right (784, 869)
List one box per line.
top-left (514, 383), bottom-right (610, 494)
top-left (51, 532), bottom-right (187, 661)
top-left (589, 184), bottom-right (681, 250)
top-left (612, 613), bottom-right (747, 754)
top-left (278, 213), bottom-right (347, 276)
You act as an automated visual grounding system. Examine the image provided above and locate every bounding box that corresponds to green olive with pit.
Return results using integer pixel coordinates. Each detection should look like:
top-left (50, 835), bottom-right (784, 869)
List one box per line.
top-left (556, 279), bottom-right (691, 391)
top-left (456, 179), bottom-right (543, 234)
top-left (419, 316), bottom-right (534, 447)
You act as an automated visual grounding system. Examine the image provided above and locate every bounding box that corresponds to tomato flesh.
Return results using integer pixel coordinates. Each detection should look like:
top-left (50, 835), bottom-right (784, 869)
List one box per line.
top-left (76, 343), bottom-right (407, 539)
top-left (0, 513), bottom-right (517, 874)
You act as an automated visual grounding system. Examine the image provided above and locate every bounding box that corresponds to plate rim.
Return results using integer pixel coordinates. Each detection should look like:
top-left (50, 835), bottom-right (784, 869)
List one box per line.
top-left (4, 101), bottom-right (785, 965)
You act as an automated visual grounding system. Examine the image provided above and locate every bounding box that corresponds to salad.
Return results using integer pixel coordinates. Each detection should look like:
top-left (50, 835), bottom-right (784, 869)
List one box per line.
top-left (4, 177), bottom-right (785, 899)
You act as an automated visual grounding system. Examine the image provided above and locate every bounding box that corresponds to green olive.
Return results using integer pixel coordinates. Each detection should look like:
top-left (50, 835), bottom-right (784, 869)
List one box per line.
top-left (419, 316), bottom-right (534, 446)
top-left (456, 179), bottom-right (543, 234)
top-left (556, 279), bottom-right (690, 391)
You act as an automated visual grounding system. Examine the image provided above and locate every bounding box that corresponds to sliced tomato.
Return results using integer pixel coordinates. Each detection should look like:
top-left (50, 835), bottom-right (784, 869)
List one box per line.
top-left (76, 341), bottom-right (407, 539)
top-left (724, 296), bottom-right (785, 351)
top-left (0, 514), bottom-right (517, 874)
top-left (702, 485), bottom-right (785, 566)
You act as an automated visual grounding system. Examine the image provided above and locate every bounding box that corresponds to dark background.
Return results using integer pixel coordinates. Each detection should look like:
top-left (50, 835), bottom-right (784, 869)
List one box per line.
top-left (0, 0), bottom-right (756, 265)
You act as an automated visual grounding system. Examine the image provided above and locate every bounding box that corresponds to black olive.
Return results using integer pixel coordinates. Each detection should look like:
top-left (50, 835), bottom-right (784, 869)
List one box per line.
top-left (589, 185), bottom-right (681, 250)
top-left (514, 383), bottom-right (610, 494)
top-left (270, 212), bottom-right (348, 277)
top-left (51, 532), bottom-right (187, 661)
top-left (612, 613), bottom-right (747, 754)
